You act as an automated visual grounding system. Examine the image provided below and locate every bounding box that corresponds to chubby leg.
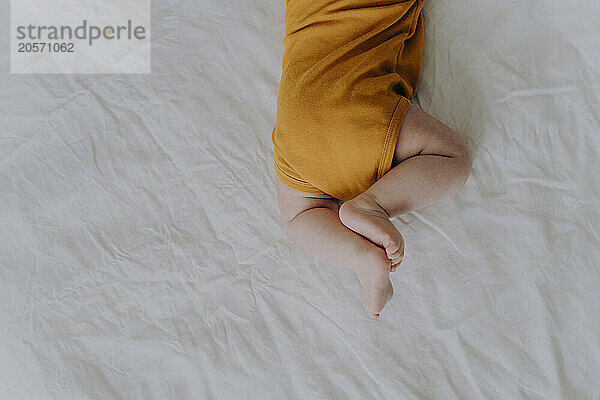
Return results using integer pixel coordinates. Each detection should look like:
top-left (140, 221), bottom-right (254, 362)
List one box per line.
top-left (339, 103), bottom-right (473, 270)
top-left (275, 103), bottom-right (472, 318)
top-left (276, 177), bottom-right (392, 319)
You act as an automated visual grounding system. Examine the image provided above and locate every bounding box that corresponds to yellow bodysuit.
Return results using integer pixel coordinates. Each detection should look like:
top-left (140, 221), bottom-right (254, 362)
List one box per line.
top-left (272, 0), bottom-right (424, 201)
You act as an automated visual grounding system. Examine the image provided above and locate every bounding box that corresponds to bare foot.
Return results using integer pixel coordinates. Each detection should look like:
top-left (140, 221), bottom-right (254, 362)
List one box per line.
top-left (339, 193), bottom-right (405, 272)
top-left (351, 247), bottom-right (394, 319)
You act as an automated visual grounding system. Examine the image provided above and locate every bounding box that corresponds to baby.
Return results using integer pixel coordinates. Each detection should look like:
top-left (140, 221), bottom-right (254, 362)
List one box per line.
top-left (271, 0), bottom-right (472, 319)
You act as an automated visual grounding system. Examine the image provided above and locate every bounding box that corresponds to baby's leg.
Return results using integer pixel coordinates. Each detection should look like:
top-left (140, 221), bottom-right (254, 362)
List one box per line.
top-left (339, 103), bottom-right (473, 270)
top-left (276, 178), bottom-right (393, 319)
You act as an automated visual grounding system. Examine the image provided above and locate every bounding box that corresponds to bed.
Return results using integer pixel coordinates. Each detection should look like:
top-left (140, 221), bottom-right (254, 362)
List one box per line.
top-left (1, 0), bottom-right (599, 398)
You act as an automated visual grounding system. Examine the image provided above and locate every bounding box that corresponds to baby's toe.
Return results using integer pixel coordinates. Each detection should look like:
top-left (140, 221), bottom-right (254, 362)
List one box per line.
top-left (387, 247), bottom-right (404, 263)
top-left (385, 241), bottom-right (401, 256)
top-left (391, 251), bottom-right (404, 262)
top-left (390, 261), bottom-right (402, 272)
top-left (385, 237), bottom-right (404, 257)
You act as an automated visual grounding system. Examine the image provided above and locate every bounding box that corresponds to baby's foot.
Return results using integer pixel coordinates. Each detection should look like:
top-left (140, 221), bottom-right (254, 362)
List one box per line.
top-left (352, 248), bottom-right (394, 319)
top-left (339, 193), bottom-right (405, 271)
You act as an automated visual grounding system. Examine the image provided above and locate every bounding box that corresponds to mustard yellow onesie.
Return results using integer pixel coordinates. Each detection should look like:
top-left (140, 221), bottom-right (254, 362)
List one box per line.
top-left (272, 0), bottom-right (424, 201)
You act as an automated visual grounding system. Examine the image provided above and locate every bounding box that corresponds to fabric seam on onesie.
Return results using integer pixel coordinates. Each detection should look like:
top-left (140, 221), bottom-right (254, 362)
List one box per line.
top-left (274, 159), bottom-right (327, 195)
top-left (377, 95), bottom-right (411, 180)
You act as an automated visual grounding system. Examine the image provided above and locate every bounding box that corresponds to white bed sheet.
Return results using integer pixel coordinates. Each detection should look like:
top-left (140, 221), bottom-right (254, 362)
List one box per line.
top-left (1, 0), bottom-right (599, 398)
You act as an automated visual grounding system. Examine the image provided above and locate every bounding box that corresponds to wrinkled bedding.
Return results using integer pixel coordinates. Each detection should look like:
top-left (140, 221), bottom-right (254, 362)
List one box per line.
top-left (1, 0), bottom-right (599, 399)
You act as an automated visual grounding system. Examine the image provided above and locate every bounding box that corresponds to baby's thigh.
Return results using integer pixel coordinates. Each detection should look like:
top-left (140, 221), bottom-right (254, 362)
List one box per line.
top-left (392, 103), bottom-right (471, 166)
top-left (275, 176), bottom-right (340, 225)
